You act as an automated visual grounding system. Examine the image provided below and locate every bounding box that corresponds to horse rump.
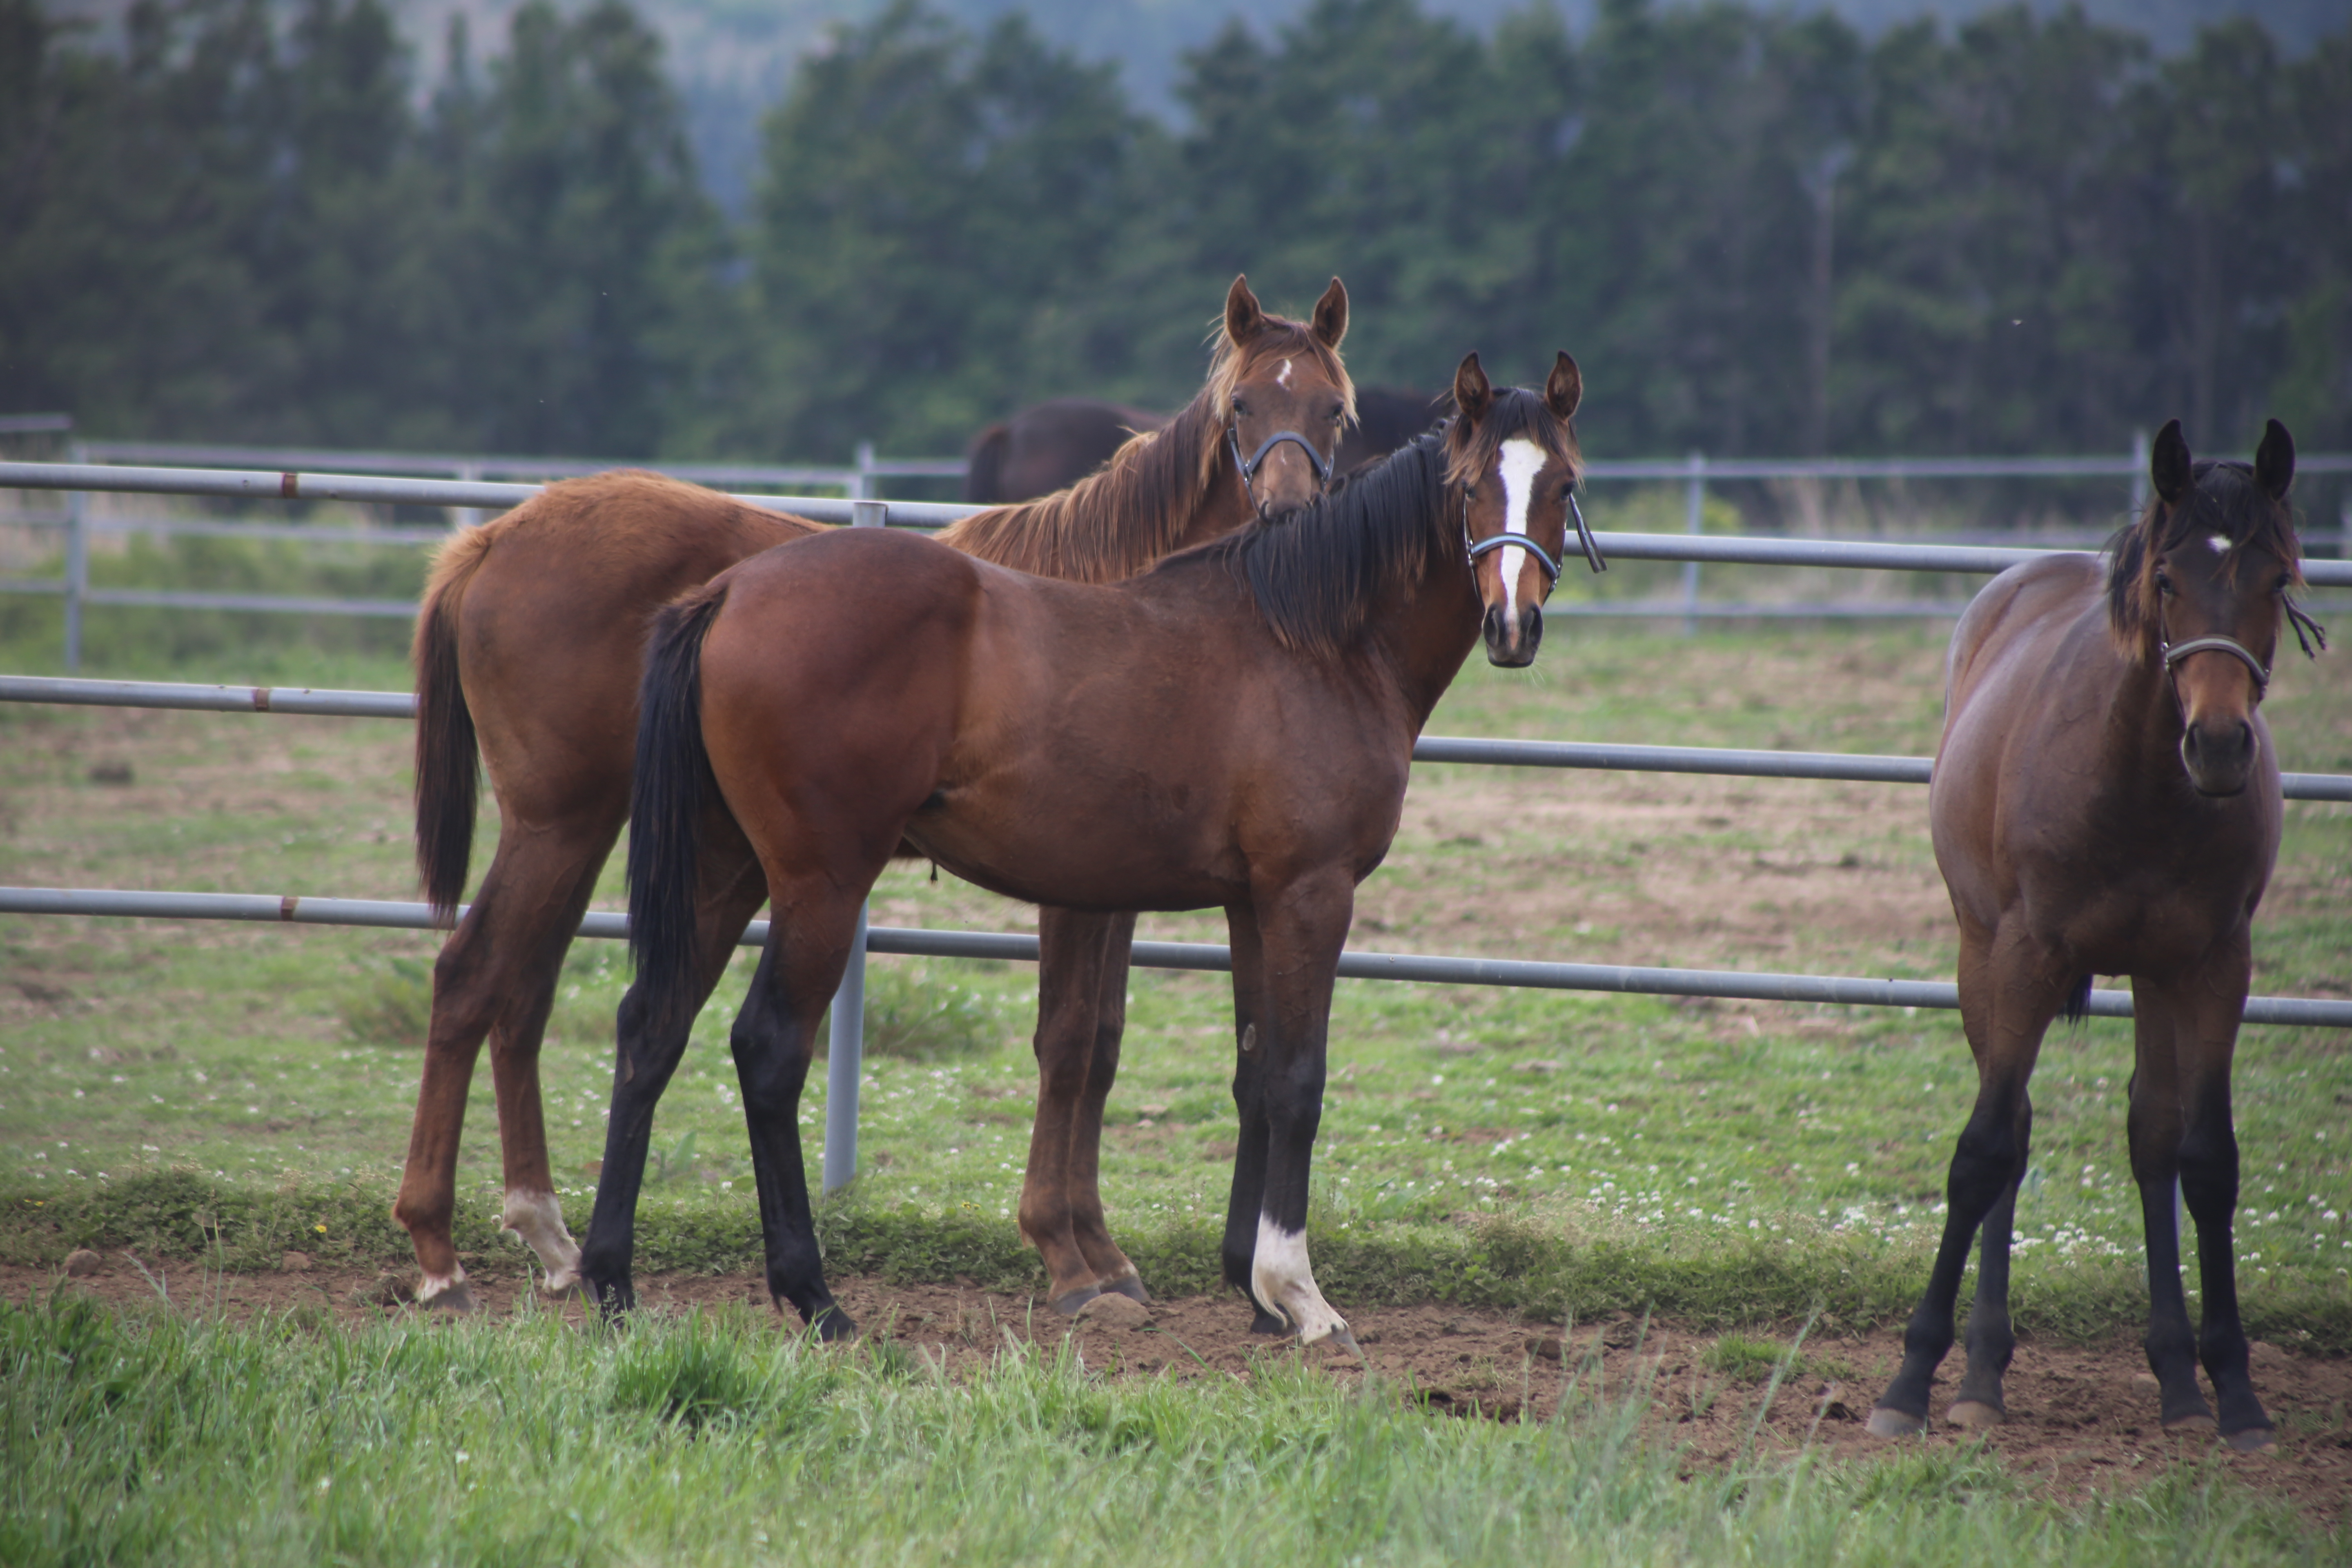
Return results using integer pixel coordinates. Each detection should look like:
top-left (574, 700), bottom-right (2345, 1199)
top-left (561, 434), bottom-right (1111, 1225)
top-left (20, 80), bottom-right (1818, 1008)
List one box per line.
top-left (625, 583), bottom-right (730, 1029)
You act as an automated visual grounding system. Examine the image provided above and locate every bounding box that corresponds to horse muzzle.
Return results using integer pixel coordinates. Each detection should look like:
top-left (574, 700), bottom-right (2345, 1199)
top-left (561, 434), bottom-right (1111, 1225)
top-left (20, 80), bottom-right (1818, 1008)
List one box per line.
top-left (1483, 603), bottom-right (1543, 667)
top-left (2180, 717), bottom-right (2257, 797)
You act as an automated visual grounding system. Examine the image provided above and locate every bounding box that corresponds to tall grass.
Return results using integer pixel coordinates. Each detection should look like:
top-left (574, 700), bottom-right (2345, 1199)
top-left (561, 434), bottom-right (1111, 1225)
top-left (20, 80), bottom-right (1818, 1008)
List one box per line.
top-left (0, 1290), bottom-right (2332, 1567)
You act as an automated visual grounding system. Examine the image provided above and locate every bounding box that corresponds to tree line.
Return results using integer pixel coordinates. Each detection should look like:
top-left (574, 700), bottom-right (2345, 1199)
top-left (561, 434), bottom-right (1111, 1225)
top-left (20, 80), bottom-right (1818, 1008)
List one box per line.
top-left (2, 0), bottom-right (2347, 468)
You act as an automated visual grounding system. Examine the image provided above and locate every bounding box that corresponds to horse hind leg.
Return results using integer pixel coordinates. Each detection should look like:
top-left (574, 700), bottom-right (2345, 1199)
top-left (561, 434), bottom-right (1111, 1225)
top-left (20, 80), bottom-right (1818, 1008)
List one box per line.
top-left (1948, 1090), bottom-right (2031, 1429)
top-left (393, 819), bottom-right (617, 1308)
top-left (1020, 908), bottom-right (1147, 1314)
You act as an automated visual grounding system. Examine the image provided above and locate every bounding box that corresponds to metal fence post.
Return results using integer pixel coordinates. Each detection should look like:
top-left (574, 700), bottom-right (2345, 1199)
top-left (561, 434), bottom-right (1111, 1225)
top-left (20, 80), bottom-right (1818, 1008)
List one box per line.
top-left (852, 441), bottom-right (878, 502)
top-left (821, 494), bottom-right (889, 1194)
top-left (1680, 452), bottom-right (1706, 636)
top-left (2130, 430), bottom-right (2149, 517)
top-left (63, 441), bottom-right (88, 671)
top-left (451, 461), bottom-right (484, 530)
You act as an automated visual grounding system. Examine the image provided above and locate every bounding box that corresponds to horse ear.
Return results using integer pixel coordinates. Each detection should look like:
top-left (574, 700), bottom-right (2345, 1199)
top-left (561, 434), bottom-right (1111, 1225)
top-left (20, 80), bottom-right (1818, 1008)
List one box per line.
top-left (1453, 352), bottom-right (1492, 422)
top-left (2151, 419), bottom-right (2192, 505)
top-left (1310, 277), bottom-right (1348, 350)
top-left (1545, 352), bottom-right (1581, 420)
top-left (1225, 275), bottom-right (1265, 345)
top-left (2254, 418), bottom-right (2295, 502)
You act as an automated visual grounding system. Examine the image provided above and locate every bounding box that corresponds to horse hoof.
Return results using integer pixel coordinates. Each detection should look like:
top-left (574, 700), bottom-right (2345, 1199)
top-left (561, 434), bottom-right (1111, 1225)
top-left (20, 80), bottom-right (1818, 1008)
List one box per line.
top-left (812, 1305), bottom-right (859, 1343)
top-left (1049, 1285), bottom-right (1103, 1317)
top-left (1100, 1274), bottom-right (1152, 1306)
top-left (2162, 1410), bottom-right (2218, 1436)
top-left (1320, 1325), bottom-right (1365, 1361)
top-left (2223, 1425), bottom-right (2276, 1455)
top-left (1865, 1406), bottom-right (1927, 1439)
top-left (1946, 1400), bottom-right (2004, 1431)
top-left (1249, 1307), bottom-right (1289, 1337)
top-left (419, 1280), bottom-right (477, 1313)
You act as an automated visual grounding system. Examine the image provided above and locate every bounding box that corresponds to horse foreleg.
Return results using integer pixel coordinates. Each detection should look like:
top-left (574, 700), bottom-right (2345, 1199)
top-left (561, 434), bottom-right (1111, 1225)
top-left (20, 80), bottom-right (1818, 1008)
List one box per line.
top-left (1236, 875), bottom-right (1355, 1352)
top-left (577, 819), bottom-right (766, 1317)
top-left (1218, 903), bottom-right (1284, 1334)
top-left (728, 927), bottom-right (852, 1338)
top-left (2127, 983), bottom-right (2208, 1435)
top-left (393, 821), bottom-right (616, 1309)
top-left (1870, 922), bottom-right (2058, 1435)
top-left (1021, 908), bottom-right (1146, 1314)
top-left (2154, 953), bottom-right (2272, 1450)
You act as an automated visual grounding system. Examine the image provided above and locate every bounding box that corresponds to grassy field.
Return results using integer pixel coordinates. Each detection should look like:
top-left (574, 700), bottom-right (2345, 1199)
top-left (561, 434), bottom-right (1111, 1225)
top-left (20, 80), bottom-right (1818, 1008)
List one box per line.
top-left (3, 617), bottom-right (2349, 1562)
top-left (3, 1290), bottom-right (2339, 1568)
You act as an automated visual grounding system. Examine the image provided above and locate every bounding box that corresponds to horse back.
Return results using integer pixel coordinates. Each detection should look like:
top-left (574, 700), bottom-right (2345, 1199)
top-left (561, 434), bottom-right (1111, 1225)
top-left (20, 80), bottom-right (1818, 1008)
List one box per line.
top-left (454, 470), bottom-right (820, 815)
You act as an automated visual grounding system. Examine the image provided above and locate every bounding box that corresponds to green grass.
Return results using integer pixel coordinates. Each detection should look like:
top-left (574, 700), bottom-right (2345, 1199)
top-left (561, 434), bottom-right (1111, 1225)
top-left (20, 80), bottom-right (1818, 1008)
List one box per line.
top-left (3, 626), bottom-right (2349, 1346)
top-left (1, 1290), bottom-right (2337, 1568)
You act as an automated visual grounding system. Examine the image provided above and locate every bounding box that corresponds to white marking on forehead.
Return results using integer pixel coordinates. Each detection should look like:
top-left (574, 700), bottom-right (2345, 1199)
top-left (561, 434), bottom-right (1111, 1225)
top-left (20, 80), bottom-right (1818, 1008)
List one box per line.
top-left (2207, 533), bottom-right (2232, 554)
top-left (1276, 358), bottom-right (1293, 389)
top-left (1492, 438), bottom-right (1551, 622)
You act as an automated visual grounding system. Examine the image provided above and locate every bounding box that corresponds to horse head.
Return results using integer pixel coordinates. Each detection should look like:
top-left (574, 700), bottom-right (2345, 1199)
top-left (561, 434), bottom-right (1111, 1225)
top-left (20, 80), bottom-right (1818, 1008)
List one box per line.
top-left (2113, 418), bottom-right (2324, 796)
top-left (1448, 350), bottom-right (1587, 667)
top-left (1216, 275), bottom-right (1353, 523)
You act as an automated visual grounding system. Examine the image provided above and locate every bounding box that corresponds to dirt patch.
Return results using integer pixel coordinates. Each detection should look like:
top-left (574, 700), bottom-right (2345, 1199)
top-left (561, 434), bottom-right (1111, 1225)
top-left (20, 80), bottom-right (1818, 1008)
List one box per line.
top-left (16, 1259), bottom-right (2348, 1526)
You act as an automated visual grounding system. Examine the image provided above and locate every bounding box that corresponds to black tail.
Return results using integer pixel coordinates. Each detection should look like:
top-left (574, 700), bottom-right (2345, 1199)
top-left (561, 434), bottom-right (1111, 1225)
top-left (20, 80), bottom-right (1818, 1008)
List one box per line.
top-left (626, 585), bottom-right (729, 1031)
top-left (412, 580), bottom-right (480, 921)
top-left (2060, 973), bottom-right (2094, 1026)
top-left (963, 423), bottom-right (1011, 503)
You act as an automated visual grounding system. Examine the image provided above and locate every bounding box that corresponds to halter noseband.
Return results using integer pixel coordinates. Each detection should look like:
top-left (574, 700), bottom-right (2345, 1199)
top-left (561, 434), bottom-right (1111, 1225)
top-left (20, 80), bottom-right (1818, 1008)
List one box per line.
top-left (1228, 425), bottom-right (1333, 512)
top-left (1462, 490), bottom-right (1605, 589)
top-left (2160, 633), bottom-right (2271, 699)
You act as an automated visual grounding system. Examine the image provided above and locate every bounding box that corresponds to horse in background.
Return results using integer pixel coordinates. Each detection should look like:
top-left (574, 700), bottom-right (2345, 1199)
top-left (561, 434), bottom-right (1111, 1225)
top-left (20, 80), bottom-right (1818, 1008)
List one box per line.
top-left (397, 275), bottom-right (1354, 1314)
top-left (1868, 419), bottom-right (2325, 1452)
top-left (962, 385), bottom-right (1439, 504)
top-left (964, 400), bottom-right (1171, 504)
top-left (612, 351), bottom-right (1589, 1343)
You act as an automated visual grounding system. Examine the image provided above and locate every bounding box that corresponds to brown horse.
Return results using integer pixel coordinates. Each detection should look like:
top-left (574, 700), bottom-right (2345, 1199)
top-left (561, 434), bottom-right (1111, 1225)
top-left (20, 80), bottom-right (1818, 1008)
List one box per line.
top-left (964, 399), bottom-right (1172, 503)
top-left (395, 275), bottom-right (1353, 1311)
top-left (1867, 419), bottom-right (2324, 1451)
top-left (607, 352), bottom-right (1588, 1341)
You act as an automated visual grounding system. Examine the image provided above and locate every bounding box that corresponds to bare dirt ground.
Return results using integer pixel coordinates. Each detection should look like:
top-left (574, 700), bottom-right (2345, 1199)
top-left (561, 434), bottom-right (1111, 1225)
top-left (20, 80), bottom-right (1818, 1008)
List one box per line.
top-left (17, 1258), bottom-right (2350, 1526)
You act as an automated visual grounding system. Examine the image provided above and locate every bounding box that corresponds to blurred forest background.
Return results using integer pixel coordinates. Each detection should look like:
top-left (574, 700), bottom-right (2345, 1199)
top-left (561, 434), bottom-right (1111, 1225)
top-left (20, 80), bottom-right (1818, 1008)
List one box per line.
top-left (3, 0), bottom-right (2349, 466)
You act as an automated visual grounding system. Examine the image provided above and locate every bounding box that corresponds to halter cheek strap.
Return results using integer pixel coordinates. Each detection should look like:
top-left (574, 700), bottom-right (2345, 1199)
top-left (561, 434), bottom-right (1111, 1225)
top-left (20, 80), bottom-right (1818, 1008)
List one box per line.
top-left (1465, 528), bottom-right (1563, 584)
top-left (1462, 491), bottom-right (1606, 588)
top-left (2160, 633), bottom-right (2272, 698)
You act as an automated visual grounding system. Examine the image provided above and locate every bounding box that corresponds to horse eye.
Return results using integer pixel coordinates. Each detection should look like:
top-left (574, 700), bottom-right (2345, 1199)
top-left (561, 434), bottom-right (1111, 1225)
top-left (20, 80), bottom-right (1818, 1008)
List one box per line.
top-left (1232, 396), bottom-right (1247, 415)
top-left (2154, 570), bottom-right (2174, 595)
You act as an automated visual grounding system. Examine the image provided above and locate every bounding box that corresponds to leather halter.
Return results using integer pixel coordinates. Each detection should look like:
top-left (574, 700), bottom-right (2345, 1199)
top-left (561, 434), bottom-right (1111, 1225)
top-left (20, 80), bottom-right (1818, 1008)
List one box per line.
top-left (1227, 425), bottom-right (1332, 513)
top-left (1462, 490), bottom-right (1605, 590)
top-left (2160, 633), bottom-right (2271, 699)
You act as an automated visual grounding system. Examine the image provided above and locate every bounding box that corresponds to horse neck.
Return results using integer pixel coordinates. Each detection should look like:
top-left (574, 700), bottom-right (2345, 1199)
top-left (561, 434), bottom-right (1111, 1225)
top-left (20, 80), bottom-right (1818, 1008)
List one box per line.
top-left (2090, 617), bottom-right (2198, 794)
top-left (1368, 523), bottom-right (1486, 731)
top-left (937, 395), bottom-right (1238, 584)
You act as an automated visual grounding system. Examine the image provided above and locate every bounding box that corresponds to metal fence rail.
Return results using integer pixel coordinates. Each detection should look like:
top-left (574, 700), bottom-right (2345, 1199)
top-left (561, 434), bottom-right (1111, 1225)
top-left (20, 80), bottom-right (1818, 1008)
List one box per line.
top-left (11, 676), bottom-right (2352, 801)
top-left (6, 886), bottom-right (2346, 1030)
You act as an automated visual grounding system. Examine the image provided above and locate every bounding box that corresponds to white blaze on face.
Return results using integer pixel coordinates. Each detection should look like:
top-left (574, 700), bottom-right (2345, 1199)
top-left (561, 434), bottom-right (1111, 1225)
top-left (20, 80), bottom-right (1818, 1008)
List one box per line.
top-left (2208, 533), bottom-right (2233, 554)
top-left (502, 1187), bottom-right (582, 1293)
top-left (1252, 1213), bottom-right (1351, 1345)
top-left (1492, 438), bottom-right (1551, 623)
top-left (1277, 358), bottom-right (1294, 390)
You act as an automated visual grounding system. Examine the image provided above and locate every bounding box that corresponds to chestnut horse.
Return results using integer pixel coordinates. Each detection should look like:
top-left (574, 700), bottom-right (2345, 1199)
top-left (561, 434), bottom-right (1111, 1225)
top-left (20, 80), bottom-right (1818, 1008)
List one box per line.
top-left (610, 353), bottom-right (1589, 1341)
top-left (1868, 419), bottom-right (2324, 1452)
top-left (394, 276), bottom-right (1354, 1310)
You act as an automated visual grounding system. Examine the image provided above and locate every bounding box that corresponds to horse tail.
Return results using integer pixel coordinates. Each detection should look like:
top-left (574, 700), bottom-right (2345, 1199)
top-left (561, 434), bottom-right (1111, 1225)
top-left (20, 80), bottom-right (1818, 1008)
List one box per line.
top-left (2060, 973), bottom-right (2094, 1027)
top-left (412, 529), bottom-right (490, 920)
top-left (963, 423), bottom-right (1011, 503)
top-left (626, 582), bottom-right (730, 1031)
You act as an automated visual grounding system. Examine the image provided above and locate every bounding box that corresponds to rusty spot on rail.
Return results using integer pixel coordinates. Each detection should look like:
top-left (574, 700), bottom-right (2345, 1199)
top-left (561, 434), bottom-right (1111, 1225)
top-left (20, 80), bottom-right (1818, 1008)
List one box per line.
top-left (278, 895), bottom-right (298, 921)
top-left (251, 686), bottom-right (271, 711)
top-left (279, 472), bottom-right (299, 499)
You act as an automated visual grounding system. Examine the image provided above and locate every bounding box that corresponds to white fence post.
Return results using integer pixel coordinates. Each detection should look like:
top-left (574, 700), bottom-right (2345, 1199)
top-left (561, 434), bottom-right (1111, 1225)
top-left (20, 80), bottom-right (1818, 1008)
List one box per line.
top-left (1680, 452), bottom-right (1706, 636)
top-left (852, 441), bottom-right (878, 503)
top-left (63, 441), bottom-right (87, 671)
top-left (821, 494), bottom-right (889, 1194)
top-left (451, 461), bottom-right (484, 530)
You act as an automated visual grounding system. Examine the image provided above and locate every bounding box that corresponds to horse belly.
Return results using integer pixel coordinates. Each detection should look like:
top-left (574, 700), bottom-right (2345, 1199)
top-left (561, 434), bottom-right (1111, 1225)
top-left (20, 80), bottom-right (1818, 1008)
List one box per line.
top-left (906, 767), bottom-right (1243, 914)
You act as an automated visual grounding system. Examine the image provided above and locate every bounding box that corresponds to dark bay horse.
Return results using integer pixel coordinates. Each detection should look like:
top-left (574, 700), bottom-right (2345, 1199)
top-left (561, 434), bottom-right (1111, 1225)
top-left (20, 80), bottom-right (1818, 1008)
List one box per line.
top-left (1868, 419), bottom-right (2324, 1452)
top-left (964, 400), bottom-right (1172, 504)
top-left (611, 353), bottom-right (1589, 1343)
top-left (395, 275), bottom-right (1353, 1311)
top-left (962, 386), bottom-right (1437, 504)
